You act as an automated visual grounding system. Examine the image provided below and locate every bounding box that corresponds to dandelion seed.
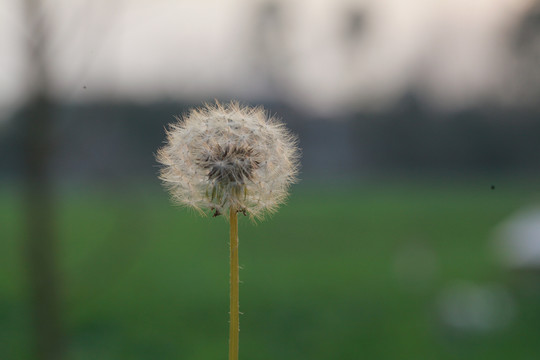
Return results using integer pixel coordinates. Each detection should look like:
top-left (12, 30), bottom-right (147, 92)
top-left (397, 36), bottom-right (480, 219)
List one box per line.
top-left (157, 101), bottom-right (299, 219)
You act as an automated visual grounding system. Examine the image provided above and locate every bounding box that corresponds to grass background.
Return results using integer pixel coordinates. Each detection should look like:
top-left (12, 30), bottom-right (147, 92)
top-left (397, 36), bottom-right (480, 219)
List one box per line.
top-left (1, 180), bottom-right (540, 359)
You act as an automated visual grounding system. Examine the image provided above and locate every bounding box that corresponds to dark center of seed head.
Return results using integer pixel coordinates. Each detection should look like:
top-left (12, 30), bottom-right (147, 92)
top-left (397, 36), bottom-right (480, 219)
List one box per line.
top-left (198, 145), bottom-right (260, 184)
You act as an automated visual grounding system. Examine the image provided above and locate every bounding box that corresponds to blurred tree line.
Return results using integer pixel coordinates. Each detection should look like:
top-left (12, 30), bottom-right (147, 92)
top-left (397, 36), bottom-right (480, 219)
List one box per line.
top-left (2, 96), bottom-right (540, 183)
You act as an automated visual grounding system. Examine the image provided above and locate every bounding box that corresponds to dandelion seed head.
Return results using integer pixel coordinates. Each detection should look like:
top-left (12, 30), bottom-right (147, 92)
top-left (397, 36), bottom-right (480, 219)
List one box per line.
top-left (157, 101), bottom-right (300, 219)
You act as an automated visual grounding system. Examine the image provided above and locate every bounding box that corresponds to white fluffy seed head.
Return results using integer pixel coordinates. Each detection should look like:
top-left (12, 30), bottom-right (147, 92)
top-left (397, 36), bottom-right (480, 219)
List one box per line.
top-left (157, 101), bottom-right (300, 220)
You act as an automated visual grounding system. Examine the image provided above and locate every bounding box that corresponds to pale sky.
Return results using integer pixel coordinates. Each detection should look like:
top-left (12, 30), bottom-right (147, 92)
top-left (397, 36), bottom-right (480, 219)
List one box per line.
top-left (0, 0), bottom-right (536, 118)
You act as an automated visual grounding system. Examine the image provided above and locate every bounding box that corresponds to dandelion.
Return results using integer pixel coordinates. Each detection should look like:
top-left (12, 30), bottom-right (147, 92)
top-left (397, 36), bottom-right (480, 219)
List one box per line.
top-left (157, 101), bottom-right (299, 360)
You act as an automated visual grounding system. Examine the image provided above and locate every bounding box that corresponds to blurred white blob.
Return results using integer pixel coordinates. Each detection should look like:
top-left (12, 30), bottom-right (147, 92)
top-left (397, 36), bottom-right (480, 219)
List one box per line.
top-left (438, 282), bottom-right (516, 332)
top-left (493, 206), bottom-right (540, 269)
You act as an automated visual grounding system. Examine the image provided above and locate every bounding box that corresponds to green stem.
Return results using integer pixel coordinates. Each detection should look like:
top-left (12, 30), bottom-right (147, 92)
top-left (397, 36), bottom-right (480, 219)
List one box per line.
top-left (229, 208), bottom-right (239, 360)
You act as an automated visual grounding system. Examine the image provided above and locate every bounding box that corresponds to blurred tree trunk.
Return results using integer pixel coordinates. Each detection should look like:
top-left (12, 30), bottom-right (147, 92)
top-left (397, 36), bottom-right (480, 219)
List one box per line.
top-left (22, 97), bottom-right (64, 360)
top-left (21, 0), bottom-right (64, 359)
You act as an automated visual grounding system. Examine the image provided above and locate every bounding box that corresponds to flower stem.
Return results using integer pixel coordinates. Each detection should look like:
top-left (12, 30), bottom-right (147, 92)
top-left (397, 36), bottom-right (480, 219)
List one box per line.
top-left (229, 208), bottom-right (239, 360)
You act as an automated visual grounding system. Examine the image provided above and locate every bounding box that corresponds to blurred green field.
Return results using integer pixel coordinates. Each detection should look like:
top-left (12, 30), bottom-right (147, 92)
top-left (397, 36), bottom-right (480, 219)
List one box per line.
top-left (1, 181), bottom-right (540, 360)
